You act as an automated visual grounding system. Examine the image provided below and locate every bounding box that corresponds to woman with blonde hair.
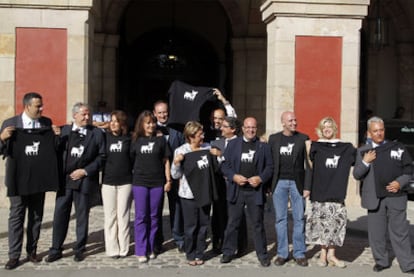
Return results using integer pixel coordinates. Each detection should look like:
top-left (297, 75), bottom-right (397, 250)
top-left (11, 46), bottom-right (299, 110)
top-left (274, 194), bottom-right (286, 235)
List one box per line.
top-left (304, 116), bottom-right (356, 268)
top-left (171, 121), bottom-right (218, 266)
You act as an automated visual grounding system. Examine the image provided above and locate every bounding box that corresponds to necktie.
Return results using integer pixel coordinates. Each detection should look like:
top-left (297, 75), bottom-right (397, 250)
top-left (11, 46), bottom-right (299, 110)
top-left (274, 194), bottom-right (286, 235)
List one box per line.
top-left (32, 120), bottom-right (36, 129)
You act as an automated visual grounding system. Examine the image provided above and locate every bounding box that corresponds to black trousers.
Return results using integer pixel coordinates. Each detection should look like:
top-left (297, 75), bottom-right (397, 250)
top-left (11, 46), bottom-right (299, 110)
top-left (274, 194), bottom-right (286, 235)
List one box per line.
top-left (222, 189), bottom-right (268, 260)
top-left (211, 181), bottom-right (248, 252)
top-left (181, 198), bottom-right (210, 261)
top-left (8, 192), bottom-right (45, 259)
top-left (49, 188), bottom-right (90, 255)
top-left (154, 180), bottom-right (183, 250)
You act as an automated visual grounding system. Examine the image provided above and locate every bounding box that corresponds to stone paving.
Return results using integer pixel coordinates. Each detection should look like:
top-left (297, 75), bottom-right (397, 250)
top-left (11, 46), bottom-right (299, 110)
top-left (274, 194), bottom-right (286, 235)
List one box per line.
top-left (0, 201), bottom-right (393, 272)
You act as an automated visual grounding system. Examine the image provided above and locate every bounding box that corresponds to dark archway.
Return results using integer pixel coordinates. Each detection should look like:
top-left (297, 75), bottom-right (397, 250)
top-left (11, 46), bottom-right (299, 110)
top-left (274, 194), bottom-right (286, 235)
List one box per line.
top-left (118, 27), bottom-right (222, 121)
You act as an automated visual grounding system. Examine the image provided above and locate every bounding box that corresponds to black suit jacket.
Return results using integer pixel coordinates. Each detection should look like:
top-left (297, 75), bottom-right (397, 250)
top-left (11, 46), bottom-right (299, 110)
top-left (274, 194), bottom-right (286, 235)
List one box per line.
top-left (58, 124), bottom-right (106, 194)
top-left (268, 131), bottom-right (309, 194)
top-left (221, 137), bottom-right (273, 205)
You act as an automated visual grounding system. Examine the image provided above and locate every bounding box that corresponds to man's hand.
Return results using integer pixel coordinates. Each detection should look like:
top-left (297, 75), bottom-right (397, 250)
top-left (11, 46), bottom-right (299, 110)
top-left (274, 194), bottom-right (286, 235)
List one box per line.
top-left (70, 169), bottom-right (87, 180)
top-left (0, 126), bottom-right (15, 142)
top-left (247, 176), bottom-right (262, 188)
top-left (52, 125), bottom-right (61, 136)
top-left (363, 150), bottom-right (376, 164)
top-left (386, 180), bottom-right (401, 193)
top-left (233, 174), bottom-right (248, 186)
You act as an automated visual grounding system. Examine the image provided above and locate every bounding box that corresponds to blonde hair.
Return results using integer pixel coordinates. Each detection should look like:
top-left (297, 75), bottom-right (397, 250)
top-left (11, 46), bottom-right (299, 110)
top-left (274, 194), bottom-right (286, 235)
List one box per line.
top-left (316, 116), bottom-right (338, 139)
top-left (183, 121), bottom-right (203, 142)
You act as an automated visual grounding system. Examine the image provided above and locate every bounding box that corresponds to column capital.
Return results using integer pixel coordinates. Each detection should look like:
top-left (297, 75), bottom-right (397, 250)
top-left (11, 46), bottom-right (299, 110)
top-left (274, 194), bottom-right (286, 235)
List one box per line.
top-left (261, 0), bottom-right (369, 24)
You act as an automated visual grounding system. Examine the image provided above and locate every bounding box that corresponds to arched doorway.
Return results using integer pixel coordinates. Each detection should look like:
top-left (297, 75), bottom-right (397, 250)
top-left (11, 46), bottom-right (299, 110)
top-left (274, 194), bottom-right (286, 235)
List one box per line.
top-left (115, 0), bottom-right (232, 122)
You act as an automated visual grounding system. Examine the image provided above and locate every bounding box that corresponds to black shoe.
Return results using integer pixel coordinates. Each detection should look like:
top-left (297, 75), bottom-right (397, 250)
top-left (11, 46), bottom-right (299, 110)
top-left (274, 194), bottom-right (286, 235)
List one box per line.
top-left (27, 252), bottom-right (41, 263)
top-left (373, 264), bottom-right (390, 272)
top-left (74, 252), bottom-right (84, 262)
top-left (220, 255), bottom-right (233, 264)
top-left (177, 245), bottom-right (184, 253)
top-left (295, 257), bottom-right (308, 267)
top-left (404, 269), bottom-right (414, 274)
top-left (4, 258), bottom-right (19, 270)
top-left (153, 245), bottom-right (164, 255)
top-left (274, 256), bottom-right (287, 266)
top-left (236, 247), bottom-right (247, 257)
top-left (259, 257), bottom-right (271, 267)
top-left (45, 253), bottom-right (62, 263)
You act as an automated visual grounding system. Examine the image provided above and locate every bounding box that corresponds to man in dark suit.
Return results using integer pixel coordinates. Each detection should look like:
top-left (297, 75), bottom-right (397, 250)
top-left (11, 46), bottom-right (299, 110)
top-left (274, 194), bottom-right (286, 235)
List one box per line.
top-left (219, 117), bottom-right (273, 267)
top-left (268, 111), bottom-right (309, 267)
top-left (45, 102), bottom-right (105, 263)
top-left (153, 100), bottom-right (185, 253)
top-left (0, 92), bottom-right (60, 270)
top-left (210, 116), bottom-right (247, 255)
top-left (353, 116), bottom-right (414, 274)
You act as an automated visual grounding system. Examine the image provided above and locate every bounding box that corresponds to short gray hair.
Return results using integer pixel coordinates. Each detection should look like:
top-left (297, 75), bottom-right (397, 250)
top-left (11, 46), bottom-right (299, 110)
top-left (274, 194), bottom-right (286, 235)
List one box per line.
top-left (367, 116), bottom-right (384, 129)
top-left (72, 102), bottom-right (89, 115)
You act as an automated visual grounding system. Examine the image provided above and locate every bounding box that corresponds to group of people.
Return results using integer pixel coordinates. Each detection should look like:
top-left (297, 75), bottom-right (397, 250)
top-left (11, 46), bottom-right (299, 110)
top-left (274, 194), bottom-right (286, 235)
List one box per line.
top-left (1, 91), bottom-right (414, 274)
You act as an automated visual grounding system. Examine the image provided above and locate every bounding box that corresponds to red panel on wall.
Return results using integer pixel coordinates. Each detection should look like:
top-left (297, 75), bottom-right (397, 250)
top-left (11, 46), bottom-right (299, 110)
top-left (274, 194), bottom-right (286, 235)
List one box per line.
top-left (295, 36), bottom-right (342, 140)
top-left (16, 28), bottom-right (67, 126)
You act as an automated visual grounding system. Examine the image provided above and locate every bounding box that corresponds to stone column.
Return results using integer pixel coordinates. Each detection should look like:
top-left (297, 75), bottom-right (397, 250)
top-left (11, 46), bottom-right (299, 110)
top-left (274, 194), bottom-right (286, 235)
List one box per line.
top-left (231, 37), bottom-right (267, 133)
top-left (92, 33), bottom-right (119, 111)
top-left (261, 0), bottom-right (369, 206)
top-left (397, 43), bottom-right (414, 120)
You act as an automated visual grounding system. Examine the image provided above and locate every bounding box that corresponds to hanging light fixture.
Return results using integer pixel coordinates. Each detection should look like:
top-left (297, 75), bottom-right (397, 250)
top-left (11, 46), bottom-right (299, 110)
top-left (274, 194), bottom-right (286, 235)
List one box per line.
top-left (151, 0), bottom-right (186, 71)
top-left (368, 0), bottom-right (389, 50)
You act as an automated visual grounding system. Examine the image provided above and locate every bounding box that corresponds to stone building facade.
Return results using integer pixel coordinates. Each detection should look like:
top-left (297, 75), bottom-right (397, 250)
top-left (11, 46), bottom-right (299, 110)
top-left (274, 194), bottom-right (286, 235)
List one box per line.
top-left (1, 0), bottom-right (414, 207)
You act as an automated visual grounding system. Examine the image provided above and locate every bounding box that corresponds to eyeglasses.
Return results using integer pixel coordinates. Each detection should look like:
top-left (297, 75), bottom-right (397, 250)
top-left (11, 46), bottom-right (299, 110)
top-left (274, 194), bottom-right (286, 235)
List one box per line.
top-left (243, 126), bottom-right (257, 130)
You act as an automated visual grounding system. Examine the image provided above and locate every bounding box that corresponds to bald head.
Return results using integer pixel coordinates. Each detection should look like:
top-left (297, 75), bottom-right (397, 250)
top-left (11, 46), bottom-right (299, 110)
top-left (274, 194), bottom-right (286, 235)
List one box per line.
top-left (242, 117), bottom-right (257, 141)
top-left (281, 111), bottom-right (297, 136)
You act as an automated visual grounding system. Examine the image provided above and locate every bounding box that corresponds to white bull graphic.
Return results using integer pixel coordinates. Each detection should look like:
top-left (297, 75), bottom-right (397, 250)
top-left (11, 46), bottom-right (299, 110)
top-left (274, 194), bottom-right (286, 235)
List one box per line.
top-left (110, 140), bottom-right (122, 152)
top-left (141, 142), bottom-right (155, 153)
top-left (25, 141), bottom-right (40, 156)
top-left (241, 150), bottom-right (255, 163)
top-left (325, 155), bottom-right (340, 168)
top-left (390, 148), bottom-right (404, 160)
top-left (71, 145), bottom-right (85, 158)
top-left (184, 90), bottom-right (198, 101)
top-left (280, 143), bottom-right (294, 155)
top-left (197, 155), bottom-right (209, 169)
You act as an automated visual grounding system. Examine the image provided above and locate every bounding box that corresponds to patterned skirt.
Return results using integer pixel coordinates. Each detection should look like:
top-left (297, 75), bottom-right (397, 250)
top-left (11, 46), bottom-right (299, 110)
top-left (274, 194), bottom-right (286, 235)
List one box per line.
top-left (305, 201), bottom-right (347, 246)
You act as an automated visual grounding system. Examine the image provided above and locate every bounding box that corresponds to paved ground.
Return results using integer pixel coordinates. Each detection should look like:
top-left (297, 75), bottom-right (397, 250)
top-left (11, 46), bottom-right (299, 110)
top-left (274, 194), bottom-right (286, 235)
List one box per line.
top-left (0, 199), bottom-right (413, 277)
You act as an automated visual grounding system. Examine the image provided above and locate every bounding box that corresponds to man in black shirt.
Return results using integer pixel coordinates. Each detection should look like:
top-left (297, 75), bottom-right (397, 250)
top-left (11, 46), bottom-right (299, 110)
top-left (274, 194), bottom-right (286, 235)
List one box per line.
top-left (268, 111), bottom-right (309, 267)
top-left (219, 117), bottom-right (273, 267)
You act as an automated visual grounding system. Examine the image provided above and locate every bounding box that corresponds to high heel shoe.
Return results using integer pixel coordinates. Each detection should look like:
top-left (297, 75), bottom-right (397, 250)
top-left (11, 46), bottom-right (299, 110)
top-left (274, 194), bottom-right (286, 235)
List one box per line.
top-left (327, 256), bottom-right (346, 268)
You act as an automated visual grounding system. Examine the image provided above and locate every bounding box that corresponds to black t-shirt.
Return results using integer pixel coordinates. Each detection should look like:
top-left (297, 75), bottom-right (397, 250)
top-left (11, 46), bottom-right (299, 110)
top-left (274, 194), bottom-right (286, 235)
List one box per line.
top-left (279, 134), bottom-right (296, 180)
top-left (131, 136), bottom-right (170, 187)
top-left (167, 80), bottom-right (215, 129)
top-left (182, 149), bottom-right (218, 207)
top-left (309, 141), bottom-right (356, 202)
top-left (103, 133), bottom-right (132, 185)
top-left (239, 140), bottom-right (256, 190)
top-left (372, 141), bottom-right (413, 198)
top-left (6, 128), bottom-right (59, 196)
